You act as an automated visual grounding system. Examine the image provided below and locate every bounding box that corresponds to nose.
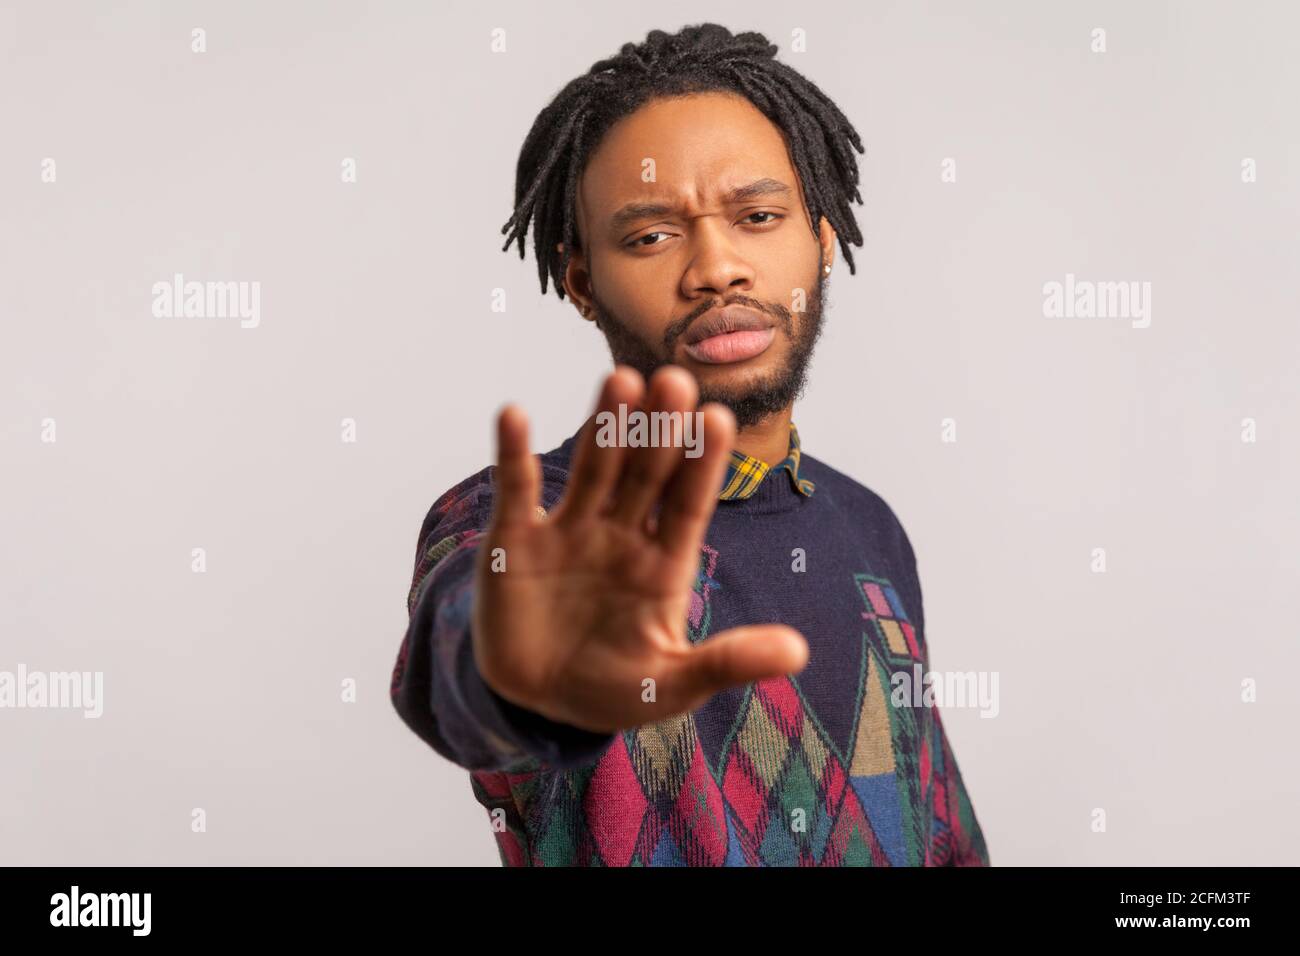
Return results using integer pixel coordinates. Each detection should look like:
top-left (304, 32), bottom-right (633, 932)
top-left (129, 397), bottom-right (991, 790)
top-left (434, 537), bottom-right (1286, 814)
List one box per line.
top-left (679, 217), bottom-right (755, 300)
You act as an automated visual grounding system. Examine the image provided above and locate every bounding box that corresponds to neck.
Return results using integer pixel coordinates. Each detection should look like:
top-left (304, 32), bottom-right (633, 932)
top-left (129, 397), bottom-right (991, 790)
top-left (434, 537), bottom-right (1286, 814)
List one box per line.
top-left (732, 406), bottom-right (794, 466)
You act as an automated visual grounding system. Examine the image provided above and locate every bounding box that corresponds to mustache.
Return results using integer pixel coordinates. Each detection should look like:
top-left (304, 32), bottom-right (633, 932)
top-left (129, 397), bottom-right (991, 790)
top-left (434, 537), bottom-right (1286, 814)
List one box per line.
top-left (661, 294), bottom-right (792, 353)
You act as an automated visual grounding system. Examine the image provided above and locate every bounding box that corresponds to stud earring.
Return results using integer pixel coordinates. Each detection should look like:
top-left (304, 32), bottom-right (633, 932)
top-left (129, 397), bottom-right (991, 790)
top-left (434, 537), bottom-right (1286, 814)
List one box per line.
top-left (823, 264), bottom-right (831, 275)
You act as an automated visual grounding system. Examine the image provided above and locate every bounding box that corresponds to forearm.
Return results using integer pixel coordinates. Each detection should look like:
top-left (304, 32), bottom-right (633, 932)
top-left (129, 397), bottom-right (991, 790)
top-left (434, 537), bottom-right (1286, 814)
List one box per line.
top-left (391, 532), bottom-right (615, 772)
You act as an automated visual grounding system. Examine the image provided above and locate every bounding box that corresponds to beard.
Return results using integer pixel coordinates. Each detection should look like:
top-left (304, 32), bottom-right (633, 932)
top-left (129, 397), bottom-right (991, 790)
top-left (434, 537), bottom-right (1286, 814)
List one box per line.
top-left (588, 268), bottom-right (828, 430)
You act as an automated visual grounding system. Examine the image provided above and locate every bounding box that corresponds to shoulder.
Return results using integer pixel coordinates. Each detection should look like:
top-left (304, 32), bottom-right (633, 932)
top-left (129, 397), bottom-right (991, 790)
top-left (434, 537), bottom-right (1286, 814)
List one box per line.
top-left (799, 451), bottom-right (930, 639)
top-left (799, 454), bottom-right (912, 543)
top-left (799, 452), bottom-right (924, 586)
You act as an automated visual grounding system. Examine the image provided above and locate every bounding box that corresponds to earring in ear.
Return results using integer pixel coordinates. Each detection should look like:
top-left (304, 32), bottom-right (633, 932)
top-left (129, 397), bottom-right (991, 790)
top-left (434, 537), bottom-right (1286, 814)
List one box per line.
top-left (823, 264), bottom-right (832, 275)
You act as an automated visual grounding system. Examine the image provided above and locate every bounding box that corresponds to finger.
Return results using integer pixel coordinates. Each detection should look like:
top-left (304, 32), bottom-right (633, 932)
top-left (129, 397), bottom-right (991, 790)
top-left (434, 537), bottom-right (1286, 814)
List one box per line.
top-left (606, 365), bottom-right (698, 531)
top-left (488, 403), bottom-right (541, 529)
top-left (653, 401), bottom-right (734, 561)
top-left (665, 624), bottom-right (810, 708)
top-left (551, 366), bottom-right (644, 525)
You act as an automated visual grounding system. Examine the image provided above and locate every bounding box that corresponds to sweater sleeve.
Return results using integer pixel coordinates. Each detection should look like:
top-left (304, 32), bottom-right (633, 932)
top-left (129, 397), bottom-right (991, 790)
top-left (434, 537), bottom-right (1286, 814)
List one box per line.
top-left (925, 705), bottom-right (991, 866)
top-left (389, 470), bottom-right (618, 773)
top-left (895, 515), bottom-right (991, 866)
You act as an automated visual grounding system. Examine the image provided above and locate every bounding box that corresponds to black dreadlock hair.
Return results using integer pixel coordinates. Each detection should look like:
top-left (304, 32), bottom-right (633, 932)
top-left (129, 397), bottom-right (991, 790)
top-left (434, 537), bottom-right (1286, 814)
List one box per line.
top-left (499, 23), bottom-right (866, 301)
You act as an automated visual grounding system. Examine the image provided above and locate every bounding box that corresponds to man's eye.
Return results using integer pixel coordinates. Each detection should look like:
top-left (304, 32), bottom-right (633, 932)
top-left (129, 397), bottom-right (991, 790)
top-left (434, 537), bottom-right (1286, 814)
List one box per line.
top-left (632, 232), bottom-right (669, 247)
top-left (628, 215), bottom-right (780, 248)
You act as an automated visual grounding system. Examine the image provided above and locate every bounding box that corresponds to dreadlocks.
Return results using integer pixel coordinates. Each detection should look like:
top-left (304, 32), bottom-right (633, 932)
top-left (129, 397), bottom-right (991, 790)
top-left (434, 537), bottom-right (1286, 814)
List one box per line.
top-left (499, 23), bottom-right (866, 300)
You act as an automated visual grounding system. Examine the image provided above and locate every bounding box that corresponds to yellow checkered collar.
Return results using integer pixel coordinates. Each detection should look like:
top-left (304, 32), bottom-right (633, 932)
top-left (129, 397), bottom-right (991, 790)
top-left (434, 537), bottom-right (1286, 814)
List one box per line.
top-left (717, 422), bottom-right (816, 500)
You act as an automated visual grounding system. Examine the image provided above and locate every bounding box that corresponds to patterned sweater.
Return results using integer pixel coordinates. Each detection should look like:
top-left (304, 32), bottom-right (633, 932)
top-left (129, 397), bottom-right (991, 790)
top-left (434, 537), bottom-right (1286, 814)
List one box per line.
top-left (391, 423), bottom-right (990, 866)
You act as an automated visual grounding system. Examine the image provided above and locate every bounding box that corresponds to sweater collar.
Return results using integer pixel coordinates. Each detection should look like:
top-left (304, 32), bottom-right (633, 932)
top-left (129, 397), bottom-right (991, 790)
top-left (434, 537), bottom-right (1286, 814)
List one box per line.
top-left (718, 422), bottom-right (816, 500)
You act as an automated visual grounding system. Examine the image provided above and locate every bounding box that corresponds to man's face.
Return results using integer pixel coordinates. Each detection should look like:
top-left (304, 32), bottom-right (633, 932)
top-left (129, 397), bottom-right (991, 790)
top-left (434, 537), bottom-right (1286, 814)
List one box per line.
top-left (567, 91), bottom-right (834, 429)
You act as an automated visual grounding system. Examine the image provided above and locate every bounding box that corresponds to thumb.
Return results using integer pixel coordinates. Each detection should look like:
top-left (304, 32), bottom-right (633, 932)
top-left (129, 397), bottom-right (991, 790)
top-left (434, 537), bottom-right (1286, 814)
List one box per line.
top-left (669, 625), bottom-right (810, 706)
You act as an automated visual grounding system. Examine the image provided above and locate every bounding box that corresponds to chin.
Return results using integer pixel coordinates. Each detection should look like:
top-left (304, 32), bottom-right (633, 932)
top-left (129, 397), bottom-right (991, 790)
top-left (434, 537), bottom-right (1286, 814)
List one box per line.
top-left (691, 357), bottom-right (781, 387)
top-left (696, 364), bottom-right (785, 398)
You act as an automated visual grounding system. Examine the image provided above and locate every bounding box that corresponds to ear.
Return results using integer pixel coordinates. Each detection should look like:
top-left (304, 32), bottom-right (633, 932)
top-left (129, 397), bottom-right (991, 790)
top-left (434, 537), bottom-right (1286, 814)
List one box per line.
top-left (558, 242), bottom-right (597, 323)
top-left (817, 217), bottom-right (837, 275)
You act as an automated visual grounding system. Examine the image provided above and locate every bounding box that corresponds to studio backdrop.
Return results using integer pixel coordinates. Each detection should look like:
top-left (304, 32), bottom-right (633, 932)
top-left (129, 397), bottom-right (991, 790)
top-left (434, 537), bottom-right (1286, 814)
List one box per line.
top-left (2, 0), bottom-right (1297, 865)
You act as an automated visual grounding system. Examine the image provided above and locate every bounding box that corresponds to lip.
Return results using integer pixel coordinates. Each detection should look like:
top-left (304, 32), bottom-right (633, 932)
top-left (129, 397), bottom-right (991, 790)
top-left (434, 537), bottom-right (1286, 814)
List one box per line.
top-left (681, 306), bottom-right (776, 365)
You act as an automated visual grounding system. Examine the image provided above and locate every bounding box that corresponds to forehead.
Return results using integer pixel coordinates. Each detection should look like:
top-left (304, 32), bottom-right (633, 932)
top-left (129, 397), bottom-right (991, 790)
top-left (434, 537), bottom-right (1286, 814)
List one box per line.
top-left (578, 92), bottom-right (802, 227)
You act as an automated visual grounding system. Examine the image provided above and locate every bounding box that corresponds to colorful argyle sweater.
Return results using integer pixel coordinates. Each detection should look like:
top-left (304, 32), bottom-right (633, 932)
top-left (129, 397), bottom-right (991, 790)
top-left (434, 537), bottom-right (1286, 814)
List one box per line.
top-left (391, 422), bottom-right (990, 866)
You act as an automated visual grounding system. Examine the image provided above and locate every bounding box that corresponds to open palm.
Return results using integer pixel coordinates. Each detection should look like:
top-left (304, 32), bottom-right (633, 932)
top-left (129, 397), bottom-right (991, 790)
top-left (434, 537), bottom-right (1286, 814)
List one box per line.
top-left (471, 364), bottom-right (809, 735)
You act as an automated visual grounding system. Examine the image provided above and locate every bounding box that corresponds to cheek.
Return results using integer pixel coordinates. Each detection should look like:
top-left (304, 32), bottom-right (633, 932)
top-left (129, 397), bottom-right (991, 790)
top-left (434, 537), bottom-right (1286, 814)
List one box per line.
top-left (751, 236), bottom-right (820, 295)
top-left (769, 272), bottom-right (820, 315)
top-left (600, 266), bottom-right (674, 334)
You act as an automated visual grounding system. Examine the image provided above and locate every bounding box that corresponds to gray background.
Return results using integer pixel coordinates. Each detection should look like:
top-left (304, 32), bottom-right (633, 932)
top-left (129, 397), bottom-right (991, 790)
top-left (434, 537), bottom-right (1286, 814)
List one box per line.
top-left (2, 0), bottom-right (1297, 865)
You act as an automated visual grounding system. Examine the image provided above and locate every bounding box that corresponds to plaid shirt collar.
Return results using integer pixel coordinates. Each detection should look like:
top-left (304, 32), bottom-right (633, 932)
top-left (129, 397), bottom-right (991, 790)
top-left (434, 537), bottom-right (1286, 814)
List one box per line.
top-left (718, 422), bottom-right (816, 500)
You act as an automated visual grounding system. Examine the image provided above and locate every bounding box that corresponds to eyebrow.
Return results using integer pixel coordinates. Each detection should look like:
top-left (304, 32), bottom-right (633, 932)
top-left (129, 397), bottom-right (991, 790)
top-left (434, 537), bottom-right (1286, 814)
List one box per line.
top-left (607, 178), bottom-right (793, 236)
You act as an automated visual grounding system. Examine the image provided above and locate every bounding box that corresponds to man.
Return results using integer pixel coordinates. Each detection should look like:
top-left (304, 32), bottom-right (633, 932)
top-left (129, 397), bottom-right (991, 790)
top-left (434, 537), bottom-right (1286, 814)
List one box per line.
top-left (391, 23), bottom-right (989, 866)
